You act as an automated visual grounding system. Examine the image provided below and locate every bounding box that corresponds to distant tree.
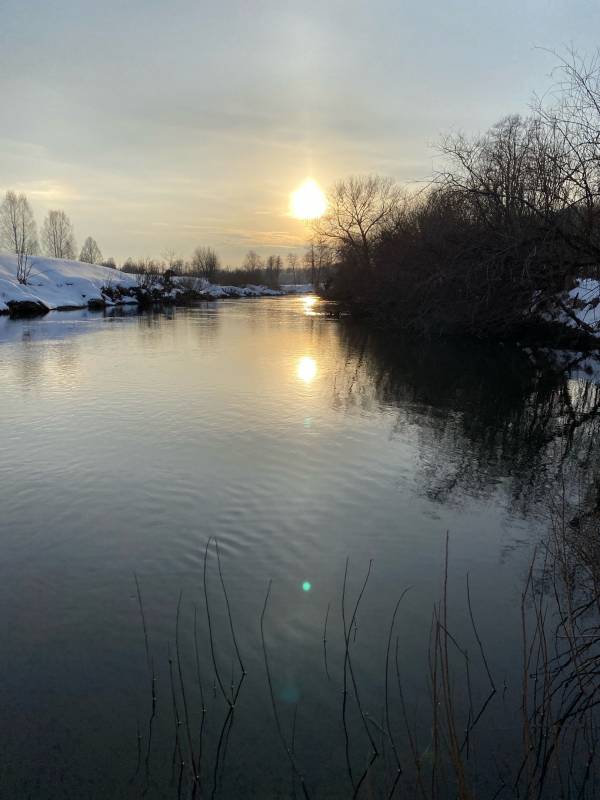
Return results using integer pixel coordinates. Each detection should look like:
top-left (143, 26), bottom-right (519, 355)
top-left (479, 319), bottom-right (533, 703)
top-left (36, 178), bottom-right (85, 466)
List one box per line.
top-left (243, 250), bottom-right (263, 271)
top-left (0, 190), bottom-right (38, 284)
top-left (191, 246), bottom-right (220, 282)
top-left (101, 257), bottom-right (116, 269)
top-left (242, 250), bottom-right (264, 284)
top-left (79, 236), bottom-right (103, 264)
top-left (304, 236), bottom-right (333, 289)
top-left (41, 209), bottom-right (76, 259)
top-left (161, 249), bottom-right (186, 275)
top-left (133, 258), bottom-right (162, 289)
top-left (121, 257), bottom-right (140, 274)
top-left (287, 252), bottom-right (298, 283)
top-left (315, 175), bottom-right (401, 270)
top-left (264, 254), bottom-right (282, 288)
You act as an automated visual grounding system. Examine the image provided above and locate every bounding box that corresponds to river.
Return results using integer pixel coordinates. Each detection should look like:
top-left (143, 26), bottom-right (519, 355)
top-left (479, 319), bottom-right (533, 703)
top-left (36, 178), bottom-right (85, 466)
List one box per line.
top-left (0, 296), bottom-right (598, 798)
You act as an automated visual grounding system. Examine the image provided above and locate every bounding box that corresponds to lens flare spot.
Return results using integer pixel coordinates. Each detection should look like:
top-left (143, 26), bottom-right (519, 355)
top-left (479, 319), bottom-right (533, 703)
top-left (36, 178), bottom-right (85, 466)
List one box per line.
top-left (302, 581), bottom-right (312, 592)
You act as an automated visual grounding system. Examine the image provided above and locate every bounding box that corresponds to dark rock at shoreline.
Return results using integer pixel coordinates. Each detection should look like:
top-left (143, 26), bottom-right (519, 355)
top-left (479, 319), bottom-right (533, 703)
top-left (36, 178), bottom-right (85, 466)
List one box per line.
top-left (87, 298), bottom-right (107, 310)
top-left (7, 300), bottom-right (49, 318)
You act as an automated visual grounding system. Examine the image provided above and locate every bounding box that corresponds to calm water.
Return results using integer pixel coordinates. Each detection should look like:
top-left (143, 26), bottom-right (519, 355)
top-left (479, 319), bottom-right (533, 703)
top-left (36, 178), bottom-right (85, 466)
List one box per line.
top-left (0, 297), bottom-right (598, 798)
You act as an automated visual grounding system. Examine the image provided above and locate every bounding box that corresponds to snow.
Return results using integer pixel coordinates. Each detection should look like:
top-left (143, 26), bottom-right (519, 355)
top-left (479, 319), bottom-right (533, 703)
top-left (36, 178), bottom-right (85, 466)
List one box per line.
top-left (281, 283), bottom-right (314, 294)
top-left (194, 282), bottom-right (282, 299)
top-left (0, 254), bottom-right (311, 316)
top-left (564, 279), bottom-right (600, 332)
top-left (0, 253), bottom-right (138, 312)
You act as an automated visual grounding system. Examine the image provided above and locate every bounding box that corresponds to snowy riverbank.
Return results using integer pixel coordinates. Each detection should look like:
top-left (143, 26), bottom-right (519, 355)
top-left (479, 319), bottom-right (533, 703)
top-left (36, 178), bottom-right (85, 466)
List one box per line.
top-left (0, 255), bottom-right (311, 316)
top-left (0, 256), bottom-right (138, 314)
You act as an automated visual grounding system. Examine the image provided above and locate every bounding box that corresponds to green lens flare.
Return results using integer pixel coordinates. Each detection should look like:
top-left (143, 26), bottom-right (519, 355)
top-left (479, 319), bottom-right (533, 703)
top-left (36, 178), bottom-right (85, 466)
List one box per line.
top-left (302, 581), bottom-right (312, 592)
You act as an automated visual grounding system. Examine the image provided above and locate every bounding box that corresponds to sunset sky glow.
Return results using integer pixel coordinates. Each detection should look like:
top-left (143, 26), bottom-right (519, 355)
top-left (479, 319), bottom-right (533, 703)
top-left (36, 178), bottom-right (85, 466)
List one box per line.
top-left (1, 0), bottom-right (599, 263)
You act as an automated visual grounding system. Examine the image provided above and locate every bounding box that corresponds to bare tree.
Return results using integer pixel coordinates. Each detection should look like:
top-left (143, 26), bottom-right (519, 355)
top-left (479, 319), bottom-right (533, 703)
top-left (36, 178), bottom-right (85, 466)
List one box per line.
top-left (79, 236), bottom-right (103, 264)
top-left (264, 254), bottom-right (282, 288)
top-left (243, 250), bottom-right (263, 271)
top-left (314, 175), bottom-right (402, 270)
top-left (101, 257), bottom-right (117, 269)
top-left (135, 258), bottom-right (162, 290)
top-left (304, 236), bottom-right (334, 289)
top-left (533, 48), bottom-right (600, 271)
top-left (287, 252), bottom-right (298, 284)
top-left (161, 248), bottom-right (186, 274)
top-left (191, 246), bottom-right (220, 282)
top-left (0, 190), bottom-right (38, 284)
top-left (41, 209), bottom-right (76, 259)
top-left (242, 250), bottom-right (264, 284)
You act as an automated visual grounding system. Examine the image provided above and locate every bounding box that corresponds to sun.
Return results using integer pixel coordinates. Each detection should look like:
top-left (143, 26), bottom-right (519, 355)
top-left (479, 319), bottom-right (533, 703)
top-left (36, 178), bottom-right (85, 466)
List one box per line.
top-left (291, 179), bottom-right (327, 220)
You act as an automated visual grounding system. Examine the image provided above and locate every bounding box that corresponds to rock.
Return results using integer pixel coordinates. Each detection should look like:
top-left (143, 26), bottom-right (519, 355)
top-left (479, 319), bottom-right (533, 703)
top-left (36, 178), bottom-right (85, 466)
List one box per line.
top-left (87, 298), bottom-right (106, 310)
top-left (7, 300), bottom-right (49, 318)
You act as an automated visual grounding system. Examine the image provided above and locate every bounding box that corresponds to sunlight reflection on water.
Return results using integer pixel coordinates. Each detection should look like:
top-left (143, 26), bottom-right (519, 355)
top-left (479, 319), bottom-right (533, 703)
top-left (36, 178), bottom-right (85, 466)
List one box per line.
top-left (296, 355), bottom-right (318, 383)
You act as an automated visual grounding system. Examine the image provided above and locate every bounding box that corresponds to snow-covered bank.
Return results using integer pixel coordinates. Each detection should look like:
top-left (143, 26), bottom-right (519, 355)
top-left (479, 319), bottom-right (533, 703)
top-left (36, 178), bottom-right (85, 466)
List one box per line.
top-left (175, 277), bottom-right (282, 299)
top-left (0, 254), bottom-right (312, 316)
top-left (0, 255), bottom-right (138, 314)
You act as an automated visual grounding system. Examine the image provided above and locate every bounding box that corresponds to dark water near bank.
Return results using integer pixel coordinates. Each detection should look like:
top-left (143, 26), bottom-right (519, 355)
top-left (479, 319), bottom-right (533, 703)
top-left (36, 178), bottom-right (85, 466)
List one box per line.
top-left (0, 297), bottom-right (598, 798)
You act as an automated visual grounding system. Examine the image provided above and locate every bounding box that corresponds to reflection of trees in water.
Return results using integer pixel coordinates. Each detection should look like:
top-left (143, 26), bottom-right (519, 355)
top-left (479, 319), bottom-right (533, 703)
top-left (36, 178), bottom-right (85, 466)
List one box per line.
top-left (127, 305), bottom-right (222, 348)
top-left (335, 322), bottom-right (600, 514)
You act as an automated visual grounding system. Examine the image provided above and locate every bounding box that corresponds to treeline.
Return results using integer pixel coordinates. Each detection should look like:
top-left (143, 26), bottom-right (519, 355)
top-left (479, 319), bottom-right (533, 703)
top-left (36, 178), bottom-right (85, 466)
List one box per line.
top-left (316, 50), bottom-right (600, 340)
top-left (0, 191), bottom-right (322, 290)
top-left (120, 247), bottom-right (325, 289)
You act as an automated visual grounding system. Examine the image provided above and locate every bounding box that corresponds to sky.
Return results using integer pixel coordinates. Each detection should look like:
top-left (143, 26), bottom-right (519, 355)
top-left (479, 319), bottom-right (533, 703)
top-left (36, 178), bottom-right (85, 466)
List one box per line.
top-left (1, 0), bottom-right (599, 266)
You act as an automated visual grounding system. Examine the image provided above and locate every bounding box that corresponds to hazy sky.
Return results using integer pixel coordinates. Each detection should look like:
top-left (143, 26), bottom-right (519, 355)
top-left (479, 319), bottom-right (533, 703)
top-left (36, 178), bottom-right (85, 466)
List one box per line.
top-left (1, 0), bottom-right (599, 265)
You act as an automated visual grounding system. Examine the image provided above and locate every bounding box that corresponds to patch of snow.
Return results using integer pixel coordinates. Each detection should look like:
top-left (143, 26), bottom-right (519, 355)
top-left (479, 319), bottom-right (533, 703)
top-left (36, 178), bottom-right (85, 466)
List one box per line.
top-left (534, 347), bottom-right (600, 386)
top-left (566, 279), bottom-right (600, 328)
top-left (553, 278), bottom-right (600, 334)
top-left (0, 253), bottom-right (138, 312)
top-left (567, 353), bottom-right (600, 384)
top-left (281, 284), bottom-right (313, 294)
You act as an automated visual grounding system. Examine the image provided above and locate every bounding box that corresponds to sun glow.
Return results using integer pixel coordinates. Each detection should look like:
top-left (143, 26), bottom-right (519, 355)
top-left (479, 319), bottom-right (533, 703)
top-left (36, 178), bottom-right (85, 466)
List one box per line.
top-left (297, 356), bottom-right (318, 384)
top-left (302, 295), bottom-right (318, 315)
top-left (291, 179), bottom-right (327, 220)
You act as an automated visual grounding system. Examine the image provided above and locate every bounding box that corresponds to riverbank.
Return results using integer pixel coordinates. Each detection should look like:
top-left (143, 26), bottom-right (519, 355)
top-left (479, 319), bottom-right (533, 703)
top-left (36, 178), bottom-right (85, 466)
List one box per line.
top-left (320, 274), bottom-right (600, 350)
top-left (0, 254), bottom-right (311, 317)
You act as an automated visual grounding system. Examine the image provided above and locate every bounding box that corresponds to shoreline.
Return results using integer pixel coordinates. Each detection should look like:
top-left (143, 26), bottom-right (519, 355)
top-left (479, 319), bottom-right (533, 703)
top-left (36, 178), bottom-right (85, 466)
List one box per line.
top-left (1, 284), bottom-right (303, 318)
top-left (0, 254), bottom-right (312, 318)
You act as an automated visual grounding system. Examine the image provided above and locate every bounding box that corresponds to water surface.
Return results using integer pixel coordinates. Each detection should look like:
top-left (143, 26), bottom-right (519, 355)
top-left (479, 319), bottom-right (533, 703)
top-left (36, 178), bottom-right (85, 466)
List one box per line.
top-left (0, 297), bottom-right (597, 797)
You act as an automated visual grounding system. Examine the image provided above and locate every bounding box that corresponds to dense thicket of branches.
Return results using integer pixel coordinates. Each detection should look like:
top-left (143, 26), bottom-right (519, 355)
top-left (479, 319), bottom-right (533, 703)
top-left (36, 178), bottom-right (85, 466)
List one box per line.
top-left (321, 51), bottom-right (600, 339)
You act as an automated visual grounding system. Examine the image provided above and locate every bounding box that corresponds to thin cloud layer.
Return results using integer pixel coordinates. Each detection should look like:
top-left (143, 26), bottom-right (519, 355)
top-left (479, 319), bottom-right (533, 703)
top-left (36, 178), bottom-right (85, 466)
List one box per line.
top-left (1, 0), bottom-right (599, 263)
